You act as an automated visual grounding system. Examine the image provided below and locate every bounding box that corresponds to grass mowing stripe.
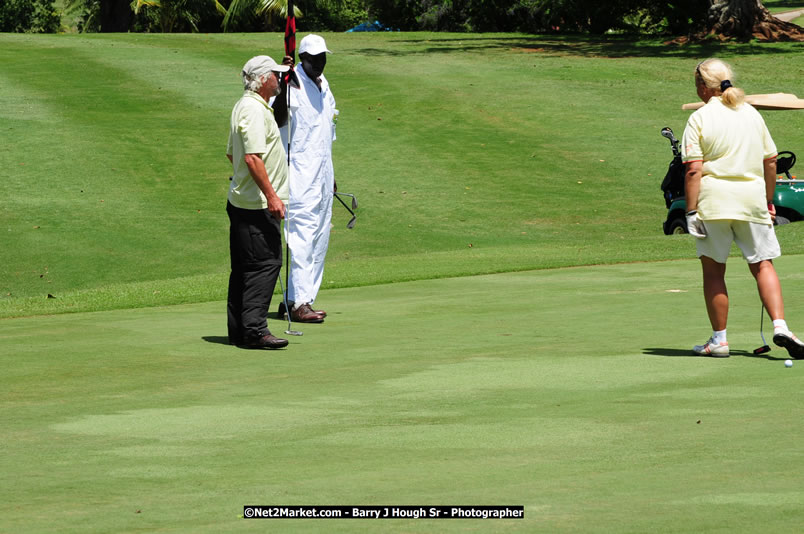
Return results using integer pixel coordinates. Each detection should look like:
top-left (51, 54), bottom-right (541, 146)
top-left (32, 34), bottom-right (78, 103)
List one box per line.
top-left (2, 257), bottom-right (804, 532)
top-left (0, 241), bottom-right (689, 319)
top-left (2, 37), bottom-right (234, 298)
top-left (6, 227), bottom-right (804, 319)
top-left (2, 33), bottom-right (804, 315)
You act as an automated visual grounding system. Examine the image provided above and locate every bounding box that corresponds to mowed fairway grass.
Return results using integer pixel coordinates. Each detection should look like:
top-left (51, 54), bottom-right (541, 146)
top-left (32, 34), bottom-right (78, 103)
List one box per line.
top-left (2, 32), bottom-right (804, 315)
top-left (2, 32), bottom-right (804, 532)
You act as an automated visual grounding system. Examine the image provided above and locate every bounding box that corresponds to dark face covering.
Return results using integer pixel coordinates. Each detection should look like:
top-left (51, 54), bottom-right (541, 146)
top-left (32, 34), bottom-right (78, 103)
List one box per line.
top-left (301, 52), bottom-right (327, 81)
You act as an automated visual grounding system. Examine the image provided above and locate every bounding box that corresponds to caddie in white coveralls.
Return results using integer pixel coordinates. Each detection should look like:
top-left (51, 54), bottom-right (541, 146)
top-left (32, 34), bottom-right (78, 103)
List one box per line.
top-left (273, 34), bottom-right (337, 323)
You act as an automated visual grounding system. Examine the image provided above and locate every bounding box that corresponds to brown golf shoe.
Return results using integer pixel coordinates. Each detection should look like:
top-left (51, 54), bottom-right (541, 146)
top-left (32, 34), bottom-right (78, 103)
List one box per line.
top-left (279, 301), bottom-right (326, 319)
top-left (239, 334), bottom-right (289, 349)
top-left (291, 303), bottom-right (325, 323)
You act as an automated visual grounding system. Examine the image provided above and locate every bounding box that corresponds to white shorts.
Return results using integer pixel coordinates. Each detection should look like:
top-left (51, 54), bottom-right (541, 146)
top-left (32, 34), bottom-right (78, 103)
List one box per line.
top-left (696, 220), bottom-right (781, 264)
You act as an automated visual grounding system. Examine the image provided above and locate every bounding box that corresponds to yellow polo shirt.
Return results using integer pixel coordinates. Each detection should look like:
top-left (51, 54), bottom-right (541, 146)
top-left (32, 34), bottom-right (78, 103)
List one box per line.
top-left (681, 97), bottom-right (777, 223)
top-left (227, 91), bottom-right (289, 210)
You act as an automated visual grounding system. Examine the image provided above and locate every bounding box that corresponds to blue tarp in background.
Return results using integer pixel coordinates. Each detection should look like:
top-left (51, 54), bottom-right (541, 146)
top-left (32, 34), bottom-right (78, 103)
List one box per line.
top-left (346, 20), bottom-right (396, 32)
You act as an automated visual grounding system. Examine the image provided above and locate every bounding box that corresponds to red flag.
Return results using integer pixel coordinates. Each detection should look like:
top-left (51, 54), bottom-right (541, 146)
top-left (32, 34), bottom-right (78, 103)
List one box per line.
top-left (284, 0), bottom-right (296, 60)
top-left (283, 0), bottom-right (299, 88)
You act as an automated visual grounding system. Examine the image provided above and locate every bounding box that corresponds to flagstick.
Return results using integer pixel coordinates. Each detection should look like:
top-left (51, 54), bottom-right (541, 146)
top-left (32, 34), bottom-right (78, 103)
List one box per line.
top-left (283, 0), bottom-right (296, 320)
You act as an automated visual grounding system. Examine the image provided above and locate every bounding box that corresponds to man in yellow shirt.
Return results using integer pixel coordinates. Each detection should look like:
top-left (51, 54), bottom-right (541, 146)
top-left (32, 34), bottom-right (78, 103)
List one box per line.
top-left (226, 55), bottom-right (290, 349)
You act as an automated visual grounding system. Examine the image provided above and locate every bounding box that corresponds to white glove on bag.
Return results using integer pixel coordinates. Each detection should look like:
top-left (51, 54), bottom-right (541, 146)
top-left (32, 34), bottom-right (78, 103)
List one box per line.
top-left (686, 211), bottom-right (707, 239)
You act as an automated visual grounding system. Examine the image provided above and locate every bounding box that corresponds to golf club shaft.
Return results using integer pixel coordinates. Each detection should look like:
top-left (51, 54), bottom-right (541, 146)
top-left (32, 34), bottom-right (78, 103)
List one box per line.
top-left (334, 192), bottom-right (355, 217)
top-left (335, 191), bottom-right (358, 209)
top-left (279, 76), bottom-right (302, 336)
top-left (760, 304), bottom-right (767, 346)
top-left (276, 267), bottom-right (291, 331)
top-left (277, 263), bottom-right (302, 336)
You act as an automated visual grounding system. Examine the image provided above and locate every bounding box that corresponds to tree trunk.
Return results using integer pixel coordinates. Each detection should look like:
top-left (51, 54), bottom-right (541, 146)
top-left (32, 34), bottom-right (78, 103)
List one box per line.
top-left (706, 0), bottom-right (803, 41)
top-left (100, 0), bottom-right (134, 32)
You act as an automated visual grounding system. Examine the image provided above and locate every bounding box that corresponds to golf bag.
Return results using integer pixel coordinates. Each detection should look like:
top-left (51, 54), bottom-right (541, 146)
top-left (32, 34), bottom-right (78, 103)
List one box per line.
top-left (660, 127), bottom-right (685, 209)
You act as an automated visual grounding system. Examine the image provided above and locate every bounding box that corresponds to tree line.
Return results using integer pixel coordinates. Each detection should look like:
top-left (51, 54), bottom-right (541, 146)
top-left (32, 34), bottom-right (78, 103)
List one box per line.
top-left (1, 0), bottom-right (802, 41)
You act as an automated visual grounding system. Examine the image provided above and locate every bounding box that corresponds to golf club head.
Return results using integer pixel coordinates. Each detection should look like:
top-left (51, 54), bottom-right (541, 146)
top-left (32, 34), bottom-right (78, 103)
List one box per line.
top-left (346, 216), bottom-right (356, 229)
top-left (342, 193), bottom-right (358, 209)
top-left (336, 192), bottom-right (358, 210)
top-left (753, 345), bottom-right (771, 355)
top-left (285, 330), bottom-right (304, 336)
top-left (660, 127), bottom-right (675, 141)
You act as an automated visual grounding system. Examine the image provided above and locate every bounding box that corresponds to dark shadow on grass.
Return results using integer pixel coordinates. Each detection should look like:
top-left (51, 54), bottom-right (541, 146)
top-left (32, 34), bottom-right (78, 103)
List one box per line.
top-left (741, 351), bottom-right (789, 361)
top-left (352, 34), bottom-right (802, 59)
top-left (202, 336), bottom-right (231, 346)
top-left (202, 336), bottom-right (291, 350)
top-left (644, 347), bottom-right (789, 360)
top-left (643, 348), bottom-right (697, 357)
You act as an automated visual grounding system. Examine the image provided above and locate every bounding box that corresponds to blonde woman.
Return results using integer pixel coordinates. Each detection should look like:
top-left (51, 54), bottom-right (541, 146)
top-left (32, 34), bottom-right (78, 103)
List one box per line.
top-left (681, 58), bottom-right (804, 358)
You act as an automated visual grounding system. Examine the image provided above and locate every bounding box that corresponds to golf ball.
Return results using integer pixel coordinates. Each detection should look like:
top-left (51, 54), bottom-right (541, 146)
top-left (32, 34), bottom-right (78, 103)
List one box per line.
top-left (785, 359), bottom-right (793, 368)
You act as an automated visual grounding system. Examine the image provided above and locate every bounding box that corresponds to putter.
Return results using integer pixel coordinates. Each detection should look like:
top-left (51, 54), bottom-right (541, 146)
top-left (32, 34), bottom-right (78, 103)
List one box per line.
top-left (277, 268), bottom-right (302, 336)
top-left (334, 193), bottom-right (356, 229)
top-left (754, 305), bottom-right (771, 355)
top-left (285, 79), bottom-right (293, 321)
top-left (278, 81), bottom-right (302, 337)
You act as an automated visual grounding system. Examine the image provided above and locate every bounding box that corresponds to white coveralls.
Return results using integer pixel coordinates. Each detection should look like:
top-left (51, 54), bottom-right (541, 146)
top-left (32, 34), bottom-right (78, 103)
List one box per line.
top-left (280, 64), bottom-right (337, 306)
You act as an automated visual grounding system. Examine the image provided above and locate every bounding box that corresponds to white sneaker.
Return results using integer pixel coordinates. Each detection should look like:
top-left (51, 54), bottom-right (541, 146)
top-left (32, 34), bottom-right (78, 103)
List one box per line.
top-left (693, 338), bottom-right (729, 357)
top-left (772, 329), bottom-right (804, 359)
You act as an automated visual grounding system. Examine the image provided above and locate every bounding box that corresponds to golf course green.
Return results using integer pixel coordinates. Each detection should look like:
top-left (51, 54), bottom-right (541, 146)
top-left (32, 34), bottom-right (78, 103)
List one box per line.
top-left (1, 31), bottom-right (803, 532)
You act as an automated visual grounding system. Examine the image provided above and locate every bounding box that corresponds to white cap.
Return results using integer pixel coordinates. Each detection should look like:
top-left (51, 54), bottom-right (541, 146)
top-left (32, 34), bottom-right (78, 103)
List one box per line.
top-left (299, 34), bottom-right (332, 56)
top-left (241, 55), bottom-right (289, 82)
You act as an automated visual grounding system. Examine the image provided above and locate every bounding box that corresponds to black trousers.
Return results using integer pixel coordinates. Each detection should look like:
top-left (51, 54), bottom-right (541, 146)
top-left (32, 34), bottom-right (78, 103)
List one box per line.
top-left (227, 202), bottom-right (283, 343)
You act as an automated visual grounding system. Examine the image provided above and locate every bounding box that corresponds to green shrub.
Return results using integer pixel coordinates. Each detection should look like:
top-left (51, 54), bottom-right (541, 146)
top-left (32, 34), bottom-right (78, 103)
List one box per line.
top-left (303, 0), bottom-right (368, 31)
top-left (0, 0), bottom-right (60, 32)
